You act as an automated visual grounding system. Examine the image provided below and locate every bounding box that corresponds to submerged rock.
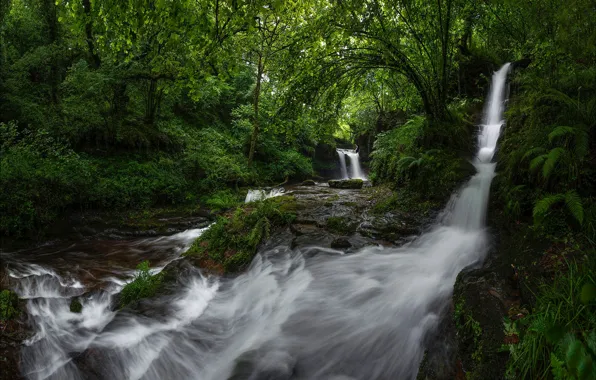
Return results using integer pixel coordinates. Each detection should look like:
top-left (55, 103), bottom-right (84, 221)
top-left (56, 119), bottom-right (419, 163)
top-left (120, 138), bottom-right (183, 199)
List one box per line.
top-left (328, 179), bottom-right (364, 189)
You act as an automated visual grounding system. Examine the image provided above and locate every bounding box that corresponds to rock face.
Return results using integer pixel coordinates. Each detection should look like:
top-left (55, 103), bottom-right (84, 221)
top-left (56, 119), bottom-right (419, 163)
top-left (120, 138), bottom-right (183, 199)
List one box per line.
top-left (328, 179), bottom-right (364, 189)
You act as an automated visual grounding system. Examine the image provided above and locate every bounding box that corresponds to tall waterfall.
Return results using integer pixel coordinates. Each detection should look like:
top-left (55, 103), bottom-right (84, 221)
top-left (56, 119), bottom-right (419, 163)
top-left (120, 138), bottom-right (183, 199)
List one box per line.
top-left (336, 148), bottom-right (367, 180)
top-left (5, 64), bottom-right (510, 380)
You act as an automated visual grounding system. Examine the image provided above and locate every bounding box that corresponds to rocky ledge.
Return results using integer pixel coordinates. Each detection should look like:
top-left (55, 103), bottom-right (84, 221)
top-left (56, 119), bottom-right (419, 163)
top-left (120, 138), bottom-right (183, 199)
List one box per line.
top-left (328, 179), bottom-right (364, 189)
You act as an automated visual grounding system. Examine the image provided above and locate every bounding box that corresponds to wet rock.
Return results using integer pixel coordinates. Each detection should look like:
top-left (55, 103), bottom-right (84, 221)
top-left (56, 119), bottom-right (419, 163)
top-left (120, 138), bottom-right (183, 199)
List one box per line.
top-left (301, 180), bottom-right (316, 186)
top-left (328, 179), bottom-right (364, 189)
top-left (331, 237), bottom-right (352, 249)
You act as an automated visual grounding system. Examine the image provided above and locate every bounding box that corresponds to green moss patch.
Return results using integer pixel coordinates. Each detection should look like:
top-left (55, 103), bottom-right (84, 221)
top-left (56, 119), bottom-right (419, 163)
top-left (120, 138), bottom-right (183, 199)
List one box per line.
top-left (326, 216), bottom-right (358, 235)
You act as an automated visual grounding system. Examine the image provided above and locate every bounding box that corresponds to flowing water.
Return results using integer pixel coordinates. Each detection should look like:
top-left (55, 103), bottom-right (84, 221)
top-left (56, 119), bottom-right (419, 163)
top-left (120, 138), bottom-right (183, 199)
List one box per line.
top-left (3, 63), bottom-right (510, 380)
top-left (244, 188), bottom-right (287, 203)
top-left (336, 149), bottom-right (367, 180)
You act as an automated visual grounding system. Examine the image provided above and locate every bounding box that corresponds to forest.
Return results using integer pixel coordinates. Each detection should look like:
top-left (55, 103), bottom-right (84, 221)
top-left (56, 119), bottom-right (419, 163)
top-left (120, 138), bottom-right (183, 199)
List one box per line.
top-left (1, 0), bottom-right (595, 379)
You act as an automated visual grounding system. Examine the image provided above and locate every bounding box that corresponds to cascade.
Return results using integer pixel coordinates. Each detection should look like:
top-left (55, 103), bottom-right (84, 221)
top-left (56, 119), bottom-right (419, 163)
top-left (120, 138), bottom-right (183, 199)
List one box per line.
top-left (336, 148), bottom-right (367, 180)
top-left (5, 64), bottom-right (510, 380)
top-left (244, 188), bottom-right (286, 203)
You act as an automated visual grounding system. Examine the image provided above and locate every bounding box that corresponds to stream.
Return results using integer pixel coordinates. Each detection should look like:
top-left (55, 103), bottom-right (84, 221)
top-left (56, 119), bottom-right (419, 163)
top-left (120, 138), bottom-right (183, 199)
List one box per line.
top-left (1, 63), bottom-right (510, 380)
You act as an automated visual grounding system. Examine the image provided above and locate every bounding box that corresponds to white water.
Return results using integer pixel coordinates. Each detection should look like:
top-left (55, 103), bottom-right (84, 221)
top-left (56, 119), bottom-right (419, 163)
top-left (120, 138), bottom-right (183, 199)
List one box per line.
top-left (245, 188), bottom-right (286, 203)
top-left (336, 148), bottom-right (367, 180)
top-left (7, 64), bottom-right (510, 380)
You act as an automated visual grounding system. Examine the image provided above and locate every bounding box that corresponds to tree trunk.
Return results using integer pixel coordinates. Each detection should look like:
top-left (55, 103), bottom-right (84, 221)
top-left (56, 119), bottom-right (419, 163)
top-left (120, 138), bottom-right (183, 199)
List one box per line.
top-left (82, 0), bottom-right (101, 69)
top-left (248, 54), bottom-right (263, 167)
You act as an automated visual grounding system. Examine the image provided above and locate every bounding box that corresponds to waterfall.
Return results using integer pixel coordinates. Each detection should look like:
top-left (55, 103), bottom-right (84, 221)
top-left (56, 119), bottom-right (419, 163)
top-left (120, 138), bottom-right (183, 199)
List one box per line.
top-left (7, 64), bottom-right (510, 380)
top-left (336, 149), bottom-right (349, 179)
top-left (336, 148), bottom-right (367, 180)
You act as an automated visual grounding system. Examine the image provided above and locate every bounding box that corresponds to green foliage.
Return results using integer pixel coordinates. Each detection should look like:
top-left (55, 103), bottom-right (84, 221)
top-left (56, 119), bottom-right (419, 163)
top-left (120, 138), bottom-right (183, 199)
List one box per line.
top-left (185, 196), bottom-right (296, 273)
top-left (203, 190), bottom-right (241, 212)
top-left (533, 191), bottom-right (584, 226)
top-left (371, 116), bottom-right (475, 203)
top-left (505, 261), bottom-right (596, 379)
top-left (0, 290), bottom-right (20, 321)
top-left (119, 261), bottom-right (164, 308)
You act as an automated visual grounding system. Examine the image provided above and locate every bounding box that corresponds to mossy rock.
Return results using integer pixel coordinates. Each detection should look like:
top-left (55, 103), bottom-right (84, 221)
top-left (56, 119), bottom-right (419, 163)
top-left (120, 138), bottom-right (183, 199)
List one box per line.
top-left (301, 179), bottom-right (316, 186)
top-left (328, 179), bottom-right (364, 189)
top-left (0, 289), bottom-right (20, 321)
top-left (70, 298), bottom-right (83, 313)
top-left (326, 216), bottom-right (358, 234)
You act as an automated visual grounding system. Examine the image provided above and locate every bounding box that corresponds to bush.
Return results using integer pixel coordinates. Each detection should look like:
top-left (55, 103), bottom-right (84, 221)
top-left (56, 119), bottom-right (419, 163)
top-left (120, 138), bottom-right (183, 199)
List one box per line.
top-left (119, 261), bottom-right (164, 308)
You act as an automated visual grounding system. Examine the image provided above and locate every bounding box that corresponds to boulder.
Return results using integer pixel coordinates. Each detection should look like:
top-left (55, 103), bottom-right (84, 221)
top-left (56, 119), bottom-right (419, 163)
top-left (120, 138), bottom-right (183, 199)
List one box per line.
top-left (328, 179), bottom-right (364, 189)
top-left (301, 180), bottom-right (316, 186)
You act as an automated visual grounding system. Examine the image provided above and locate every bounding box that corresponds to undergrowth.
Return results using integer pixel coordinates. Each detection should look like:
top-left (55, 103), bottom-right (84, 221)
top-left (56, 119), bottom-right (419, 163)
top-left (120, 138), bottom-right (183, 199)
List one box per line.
top-left (504, 259), bottom-right (596, 379)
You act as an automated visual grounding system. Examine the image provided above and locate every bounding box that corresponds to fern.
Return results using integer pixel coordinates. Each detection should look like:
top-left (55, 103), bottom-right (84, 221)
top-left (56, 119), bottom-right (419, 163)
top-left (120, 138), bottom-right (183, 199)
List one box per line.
top-left (565, 191), bottom-right (584, 225)
top-left (523, 147), bottom-right (547, 161)
top-left (543, 147), bottom-right (565, 179)
top-left (533, 191), bottom-right (584, 225)
top-left (549, 126), bottom-right (576, 144)
top-left (534, 193), bottom-right (565, 223)
top-left (530, 154), bottom-right (547, 172)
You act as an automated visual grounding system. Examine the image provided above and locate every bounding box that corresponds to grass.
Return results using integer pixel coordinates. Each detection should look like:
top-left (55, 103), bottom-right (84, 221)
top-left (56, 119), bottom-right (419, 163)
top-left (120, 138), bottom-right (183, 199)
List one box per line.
top-left (119, 261), bottom-right (164, 308)
top-left (185, 196), bottom-right (297, 273)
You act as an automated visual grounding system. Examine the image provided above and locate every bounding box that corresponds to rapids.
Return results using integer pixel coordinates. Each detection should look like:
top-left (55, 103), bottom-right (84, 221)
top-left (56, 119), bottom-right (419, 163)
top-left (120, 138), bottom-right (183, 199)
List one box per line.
top-left (2, 63), bottom-right (511, 380)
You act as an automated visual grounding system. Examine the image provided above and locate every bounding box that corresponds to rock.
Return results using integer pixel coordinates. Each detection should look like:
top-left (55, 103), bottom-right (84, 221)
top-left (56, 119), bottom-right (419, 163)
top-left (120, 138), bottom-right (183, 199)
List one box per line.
top-left (301, 180), bottom-right (316, 186)
top-left (331, 237), bottom-right (352, 249)
top-left (328, 179), bottom-right (364, 189)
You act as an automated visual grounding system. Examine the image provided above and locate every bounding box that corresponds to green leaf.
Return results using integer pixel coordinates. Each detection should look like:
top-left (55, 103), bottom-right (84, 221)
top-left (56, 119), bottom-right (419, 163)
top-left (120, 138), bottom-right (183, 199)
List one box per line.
top-left (530, 154), bottom-right (546, 171)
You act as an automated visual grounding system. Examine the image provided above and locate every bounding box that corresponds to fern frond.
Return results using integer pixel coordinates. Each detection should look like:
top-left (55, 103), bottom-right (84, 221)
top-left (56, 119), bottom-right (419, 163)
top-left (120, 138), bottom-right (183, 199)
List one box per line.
top-left (533, 194), bottom-right (565, 223)
top-left (548, 126), bottom-right (575, 144)
top-left (530, 154), bottom-right (547, 171)
top-left (542, 147), bottom-right (565, 179)
top-left (564, 190), bottom-right (584, 225)
top-left (574, 128), bottom-right (590, 159)
top-left (523, 147), bottom-right (547, 161)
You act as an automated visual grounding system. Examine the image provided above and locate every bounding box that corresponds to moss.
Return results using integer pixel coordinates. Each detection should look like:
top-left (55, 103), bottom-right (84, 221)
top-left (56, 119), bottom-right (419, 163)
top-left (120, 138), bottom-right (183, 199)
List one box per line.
top-left (326, 216), bottom-right (357, 235)
top-left (328, 179), bottom-right (364, 189)
top-left (185, 196), bottom-right (297, 273)
top-left (0, 289), bottom-right (19, 321)
top-left (69, 298), bottom-right (83, 313)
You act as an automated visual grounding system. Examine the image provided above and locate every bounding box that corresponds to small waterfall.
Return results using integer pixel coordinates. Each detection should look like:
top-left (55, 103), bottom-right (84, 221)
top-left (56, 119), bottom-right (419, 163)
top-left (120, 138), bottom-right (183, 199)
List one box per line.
top-left (244, 188), bottom-right (286, 203)
top-left (9, 64), bottom-right (511, 380)
top-left (336, 148), bottom-right (367, 180)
